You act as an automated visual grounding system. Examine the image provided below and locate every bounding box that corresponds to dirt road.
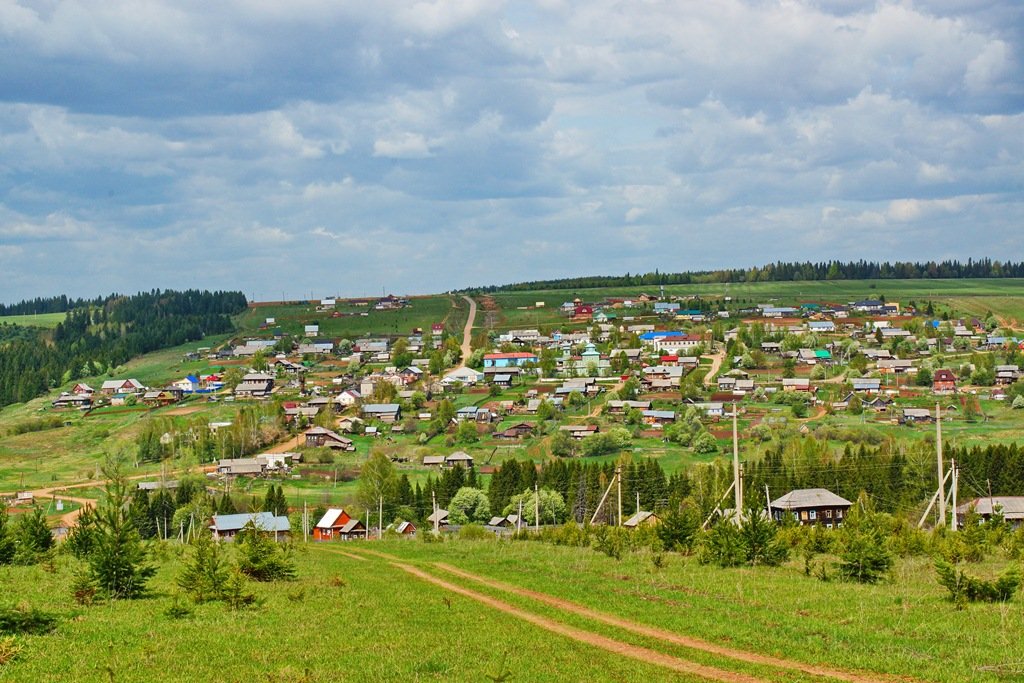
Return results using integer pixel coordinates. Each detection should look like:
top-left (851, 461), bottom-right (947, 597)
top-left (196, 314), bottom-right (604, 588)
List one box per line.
top-left (4, 466), bottom-right (215, 527)
top-left (459, 294), bottom-right (477, 362)
top-left (334, 547), bottom-right (900, 683)
top-left (703, 347), bottom-right (726, 387)
top-left (432, 562), bottom-right (888, 683)
top-left (394, 562), bottom-right (766, 683)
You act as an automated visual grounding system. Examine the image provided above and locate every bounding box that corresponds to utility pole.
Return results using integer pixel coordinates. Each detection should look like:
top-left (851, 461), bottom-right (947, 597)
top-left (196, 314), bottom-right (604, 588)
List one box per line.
top-left (303, 501), bottom-right (308, 542)
top-left (379, 496), bottom-right (383, 540)
top-left (988, 479), bottom-right (995, 519)
top-left (936, 403), bottom-right (945, 526)
top-left (517, 498), bottom-right (523, 532)
top-left (432, 490), bottom-right (438, 534)
top-left (732, 407), bottom-right (743, 518)
top-left (764, 484), bottom-right (771, 520)
top-left (534, 482), bottom-right (540, 531)
top-left (616, 465), bottom-right (622, 526)
top-left (950, 459), bottom-right (959, 531)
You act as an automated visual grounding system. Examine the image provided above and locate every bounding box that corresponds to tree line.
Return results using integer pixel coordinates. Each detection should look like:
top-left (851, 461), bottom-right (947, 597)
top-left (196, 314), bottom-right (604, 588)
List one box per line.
top-left (469, 258), bottom-right (1024, 292)
top-left (0, 289), bottom-right (247, 408)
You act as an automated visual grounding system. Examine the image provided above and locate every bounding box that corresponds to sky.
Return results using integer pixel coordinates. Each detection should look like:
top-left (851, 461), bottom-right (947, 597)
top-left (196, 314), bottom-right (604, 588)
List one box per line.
top-left (0, 0), bottom-right (1022, 302)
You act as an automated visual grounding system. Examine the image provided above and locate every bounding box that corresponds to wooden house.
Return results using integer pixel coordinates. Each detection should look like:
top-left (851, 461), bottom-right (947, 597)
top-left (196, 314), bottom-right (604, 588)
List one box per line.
top-left (210, 512), bottom-right (290, 541)
top-left (769, 489), bottom-right (852, 528)
top-left (932, 369), bottom-right (957, 394)
top-left (314, 508), bottom-right (367, 540)
top-left (304, 426), bottom-right (355, 451)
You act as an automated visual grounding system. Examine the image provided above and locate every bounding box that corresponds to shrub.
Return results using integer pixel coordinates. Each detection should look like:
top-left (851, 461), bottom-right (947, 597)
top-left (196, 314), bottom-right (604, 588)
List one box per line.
top-left (236, 524), bottom-right (297, 582)
top-left (457, 524), bottom-right (492, 541)
top-left (177, 534), bottom-right (231, 602)
top-left (935, 561), bottom-right (1020, 608)
top-left (699, 521), bottom-right (746, 567)
top-left (0, 636), bottom-right (22, 666)
top-left (0, 606), bottom-right (58, 636)
top-left (836, 527), bottom-right (893, 584)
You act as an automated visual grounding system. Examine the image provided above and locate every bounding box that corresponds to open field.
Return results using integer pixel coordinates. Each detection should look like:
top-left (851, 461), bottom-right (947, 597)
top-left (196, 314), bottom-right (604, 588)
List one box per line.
top-left (3, 538), bottom-right (1022, 682)
top-left (236, 295), bottom-right (467, 340)
top-left (489, 278), bottom-right (1024, 329)
top-left (0, 311), bottom-right (67, 328)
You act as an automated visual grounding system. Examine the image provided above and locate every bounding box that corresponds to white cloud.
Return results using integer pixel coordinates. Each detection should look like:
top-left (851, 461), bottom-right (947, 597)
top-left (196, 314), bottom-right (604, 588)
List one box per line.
top-left (373, 132), bottom-right (432, 158)
top-left (0, 1), bottom-right (1020, 301)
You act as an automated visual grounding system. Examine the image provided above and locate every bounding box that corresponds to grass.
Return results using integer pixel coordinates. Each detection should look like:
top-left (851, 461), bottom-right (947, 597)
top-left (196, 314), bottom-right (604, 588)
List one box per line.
top-left (236, 295), bottom-right (466, 340)
top-left (0, 545), bottom-right (694, 683)
top-left (373, 539), bottom-right (1024, 683)
top-left (0, 312), bottom-right (67, 329)
top-left (2, 538), bottom-right (1022, 681)
top-left (489, 278), bottom-right (1024, 329)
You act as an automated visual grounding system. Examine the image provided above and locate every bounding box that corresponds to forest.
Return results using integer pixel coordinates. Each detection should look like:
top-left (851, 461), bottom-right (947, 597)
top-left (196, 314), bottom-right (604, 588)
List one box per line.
top-left (0, 289), bottom-right (247, 408)
top-left (475, 258), bottom-right (1024, 292)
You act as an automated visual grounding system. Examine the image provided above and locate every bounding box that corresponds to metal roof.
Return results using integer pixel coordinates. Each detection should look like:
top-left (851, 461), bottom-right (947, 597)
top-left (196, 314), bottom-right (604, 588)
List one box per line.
top-left (957, 497), bottom-right (1024, 518)
top-left (211, 512), bottom-right (290, 533)
top-left (770, 488), bottom-right (852, 510)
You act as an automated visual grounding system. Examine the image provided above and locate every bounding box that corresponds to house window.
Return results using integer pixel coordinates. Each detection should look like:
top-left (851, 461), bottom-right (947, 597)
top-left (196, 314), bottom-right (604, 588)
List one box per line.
top-left (825, 509), bottom-right (832, 518)
top-left (809, 510), bottom-right (817, 520)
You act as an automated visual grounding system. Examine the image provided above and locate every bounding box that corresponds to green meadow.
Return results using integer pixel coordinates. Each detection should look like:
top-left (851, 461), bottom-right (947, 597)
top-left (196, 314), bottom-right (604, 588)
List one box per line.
top-left (2, 538), bottom-right (1022, 682)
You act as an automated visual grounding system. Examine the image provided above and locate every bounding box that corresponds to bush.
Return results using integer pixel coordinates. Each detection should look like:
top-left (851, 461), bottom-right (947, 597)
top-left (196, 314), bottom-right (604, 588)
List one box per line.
top-left (692, 431), bottom-right (719, 454)
top-left (935, 561), bottom-right (1020, 608)
top-left (457, 524), bottom-right (493, 541)
top-left (236, 524), bottom-right (296, 582)
top-left (177, 534), bottom-right (231, 602)
top-left (699, 521), bottom-right (746, 567)
top-left (836, 527), bottom-right (893, 584)
top-left (0, 606), bottom-right (58, 635)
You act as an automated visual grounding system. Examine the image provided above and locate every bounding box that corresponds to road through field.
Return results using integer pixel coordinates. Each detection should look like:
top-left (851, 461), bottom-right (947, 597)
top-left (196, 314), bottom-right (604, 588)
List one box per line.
top-left (432, 562), bottom-right (892, 683)
top-left (393, 561), bottom-right (766, 683)
top-left (459, 294), bottom-right (476, 362)
top-left (340, 547), bottom-right (904, 683)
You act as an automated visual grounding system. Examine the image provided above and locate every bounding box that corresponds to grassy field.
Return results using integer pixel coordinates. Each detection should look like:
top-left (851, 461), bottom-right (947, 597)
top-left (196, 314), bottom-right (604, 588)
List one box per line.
top-left (2, 538), bottom-right (1022, 682)
top-left (489, 278), bottom-right (1024, 328)
top-left (236, 295), bottom-right (466, 340)
top-left (0, 312), bottom-right (67, 328)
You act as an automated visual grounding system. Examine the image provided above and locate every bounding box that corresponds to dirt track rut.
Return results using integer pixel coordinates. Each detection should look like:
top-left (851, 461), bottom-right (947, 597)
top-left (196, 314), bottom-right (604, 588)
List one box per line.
top-left (335, 547), bottom-right (909, 682)
top-left (432, 562), bottom-right (892, 683)
top-left (394, 562), bottom-right (766, 683)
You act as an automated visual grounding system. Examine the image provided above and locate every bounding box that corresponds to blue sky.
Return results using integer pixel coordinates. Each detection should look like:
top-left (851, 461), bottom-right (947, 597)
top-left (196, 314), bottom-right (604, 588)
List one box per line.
top-left (1, 0), bottom-right (1021, 302)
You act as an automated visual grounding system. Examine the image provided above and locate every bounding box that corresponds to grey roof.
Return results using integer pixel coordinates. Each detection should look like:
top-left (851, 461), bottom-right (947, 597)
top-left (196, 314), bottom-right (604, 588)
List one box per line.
top-left (623, 511), bottom-right (658, 527)
top-left (362, 403), bottom-right (401, 413)
top-left (211, 512), bottom-right (290, 533)
top-left (957, 497), bottom-right (1024, 519)
top-left (770, 488), bottom-right (852, 510)
top-left (339, 519), bottom-right (365, 533)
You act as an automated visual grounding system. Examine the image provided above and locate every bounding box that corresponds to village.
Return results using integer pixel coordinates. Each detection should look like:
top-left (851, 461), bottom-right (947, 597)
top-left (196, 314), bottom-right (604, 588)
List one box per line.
top-left (19, 288), bottom-right (1024, 543)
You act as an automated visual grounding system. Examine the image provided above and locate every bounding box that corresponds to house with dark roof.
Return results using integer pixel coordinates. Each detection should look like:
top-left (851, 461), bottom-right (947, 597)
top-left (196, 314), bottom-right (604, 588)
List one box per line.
top-left (933, 369), bottom-right (957, 394)
top-left (770, 489), bottom-right (852, 527)
top-left (304, 426), bottom-right (355, 451)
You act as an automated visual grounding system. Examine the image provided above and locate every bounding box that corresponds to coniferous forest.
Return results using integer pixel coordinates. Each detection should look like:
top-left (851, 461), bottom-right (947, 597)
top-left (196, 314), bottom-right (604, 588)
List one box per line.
top-left (476, 258), bottom-right (1024, 293)
top-left (0, 290), bottom-right (247, 408)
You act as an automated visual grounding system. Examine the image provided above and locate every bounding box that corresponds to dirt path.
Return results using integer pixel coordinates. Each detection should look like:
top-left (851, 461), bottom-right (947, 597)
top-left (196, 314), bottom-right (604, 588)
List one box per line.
top-left (319, 547), bottom-right (368, 561)
top-left (432, 562), bottom-right (892, 683)
top-left (459, 295), bottom-right (477, 363)
top-left (703, 348), bottom-right (726, 388)
top-left (394, 562), bottom-right (766, 683)
top-left (5, 466), bottom-right (216, 527)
